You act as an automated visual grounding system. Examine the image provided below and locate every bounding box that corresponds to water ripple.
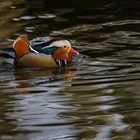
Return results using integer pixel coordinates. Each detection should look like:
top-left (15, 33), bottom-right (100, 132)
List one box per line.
top-left (0, 1), bottom-right (140, 140)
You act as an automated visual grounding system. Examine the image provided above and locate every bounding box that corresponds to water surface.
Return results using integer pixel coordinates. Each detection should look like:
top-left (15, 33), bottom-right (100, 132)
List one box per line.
top-left (0, 0), bottom-right (140, 140)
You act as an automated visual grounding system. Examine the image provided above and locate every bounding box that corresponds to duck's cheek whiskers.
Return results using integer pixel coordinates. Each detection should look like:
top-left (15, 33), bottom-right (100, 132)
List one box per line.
top-left (64, 59), bottom-right (67, 67)
top-left (55, 59), bottom-right (62, 67)
top-left (55, 59), bottom-right (68, 68)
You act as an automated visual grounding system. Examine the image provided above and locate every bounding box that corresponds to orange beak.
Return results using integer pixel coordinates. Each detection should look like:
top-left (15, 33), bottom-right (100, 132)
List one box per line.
top-left (69, 48), bottom-right (79, 55)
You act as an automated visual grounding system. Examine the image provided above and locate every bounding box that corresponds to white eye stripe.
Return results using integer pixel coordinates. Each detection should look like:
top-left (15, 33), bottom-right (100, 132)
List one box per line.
top-left (51, 40), bottom-right (71, 47)
top-left (42, 40), bottom-right (71, 49)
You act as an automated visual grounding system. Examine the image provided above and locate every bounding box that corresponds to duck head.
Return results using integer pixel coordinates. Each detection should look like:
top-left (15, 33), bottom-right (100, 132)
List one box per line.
top-left (46, 39), bottom-right (79, 64)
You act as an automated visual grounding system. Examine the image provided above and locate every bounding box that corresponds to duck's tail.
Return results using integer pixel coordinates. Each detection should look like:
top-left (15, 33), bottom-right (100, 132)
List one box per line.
top-left (0, 48), bottom-right (15, 58)
top-left (0, 48), bottom-right (15, 64)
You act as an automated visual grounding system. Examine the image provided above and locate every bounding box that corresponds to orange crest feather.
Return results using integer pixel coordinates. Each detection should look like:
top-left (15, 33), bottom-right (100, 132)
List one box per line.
top-left (13, 35), bottom-right (30, 63)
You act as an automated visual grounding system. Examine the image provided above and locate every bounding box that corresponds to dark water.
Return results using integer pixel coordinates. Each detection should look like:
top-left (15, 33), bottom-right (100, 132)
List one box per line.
top-left (0, 0), bottom-right (140, 140)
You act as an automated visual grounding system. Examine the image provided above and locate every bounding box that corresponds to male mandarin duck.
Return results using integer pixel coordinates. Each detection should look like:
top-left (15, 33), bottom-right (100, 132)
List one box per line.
top-left (0, 35), bottom-right (79, 67)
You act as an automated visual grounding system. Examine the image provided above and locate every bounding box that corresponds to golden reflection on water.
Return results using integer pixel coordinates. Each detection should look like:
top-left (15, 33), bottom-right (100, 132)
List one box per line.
top-left (14, 67), bottom-right (74, 90)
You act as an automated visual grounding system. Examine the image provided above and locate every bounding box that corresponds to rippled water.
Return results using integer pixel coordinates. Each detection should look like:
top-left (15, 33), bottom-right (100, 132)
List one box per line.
top-left (0, 0), bottom-right (140, 140)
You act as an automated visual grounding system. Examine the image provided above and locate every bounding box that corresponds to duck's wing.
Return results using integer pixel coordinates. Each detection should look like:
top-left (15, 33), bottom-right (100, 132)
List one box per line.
top-left (32, 43), bottom-right (57, 55)
top-left (31, 38), bottom-right (62, 54)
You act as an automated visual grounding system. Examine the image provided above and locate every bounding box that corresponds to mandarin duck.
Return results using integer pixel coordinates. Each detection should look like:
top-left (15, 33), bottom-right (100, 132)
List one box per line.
top-left (0, 35), bottom-right (79, 67)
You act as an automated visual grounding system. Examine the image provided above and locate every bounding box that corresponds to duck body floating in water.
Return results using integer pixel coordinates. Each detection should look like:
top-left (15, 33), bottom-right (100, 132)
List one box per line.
top-left (0, 35), bottom-right (79, 67)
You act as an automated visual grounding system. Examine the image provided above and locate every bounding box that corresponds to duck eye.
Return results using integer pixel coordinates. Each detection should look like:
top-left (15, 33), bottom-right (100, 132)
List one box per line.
top-left (63, 46), bottom-right (67, 48)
